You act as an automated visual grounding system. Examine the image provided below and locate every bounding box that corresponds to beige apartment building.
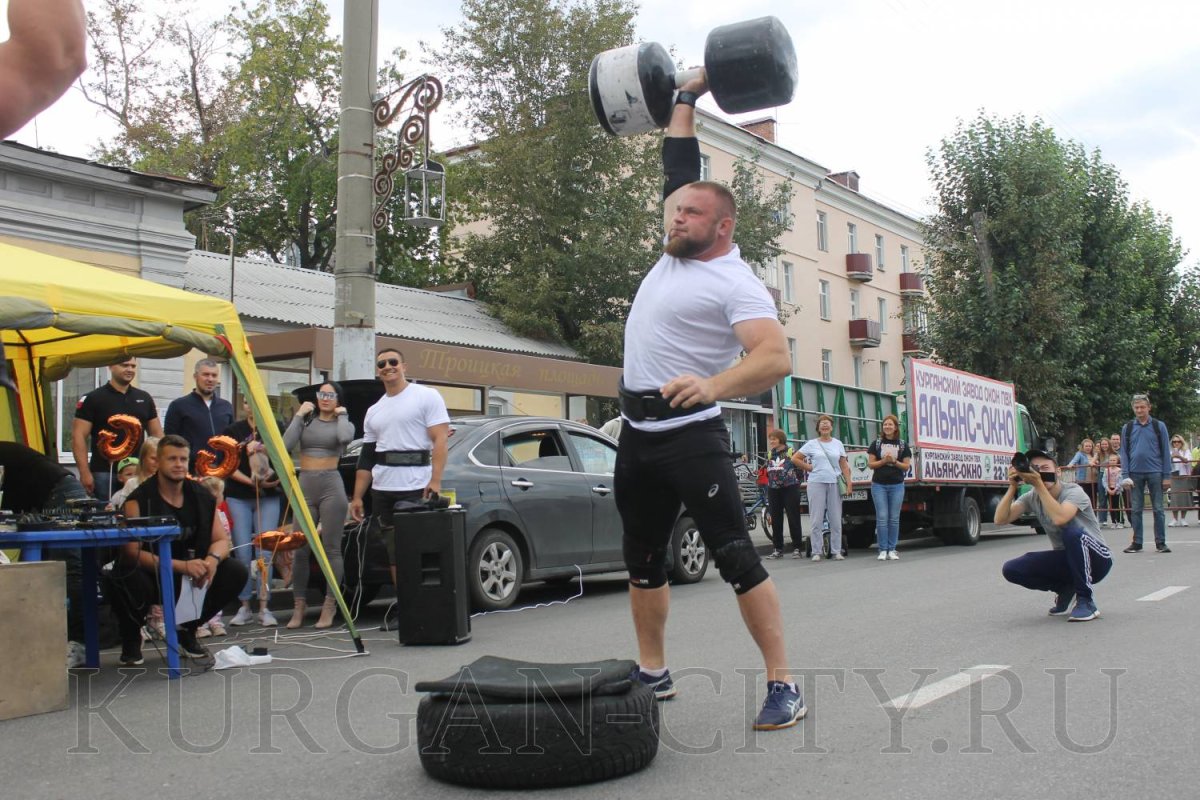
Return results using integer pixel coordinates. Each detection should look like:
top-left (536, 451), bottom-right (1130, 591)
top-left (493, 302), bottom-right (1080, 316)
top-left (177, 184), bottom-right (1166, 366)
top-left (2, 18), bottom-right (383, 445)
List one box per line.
top-left (693, 110), bottom-right (926, 452)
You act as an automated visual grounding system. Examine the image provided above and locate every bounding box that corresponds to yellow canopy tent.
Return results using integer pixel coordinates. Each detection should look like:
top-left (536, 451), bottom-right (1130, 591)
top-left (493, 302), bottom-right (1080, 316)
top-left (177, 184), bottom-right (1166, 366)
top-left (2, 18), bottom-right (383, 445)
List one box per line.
top-left (0, 242), bottom-right (363, 651)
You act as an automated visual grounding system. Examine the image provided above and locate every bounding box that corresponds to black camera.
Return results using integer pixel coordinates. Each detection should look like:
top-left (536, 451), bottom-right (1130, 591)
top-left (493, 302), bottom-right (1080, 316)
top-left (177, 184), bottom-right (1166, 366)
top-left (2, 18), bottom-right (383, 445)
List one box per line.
top-left (1010, 451), bottom-right (1030, 475)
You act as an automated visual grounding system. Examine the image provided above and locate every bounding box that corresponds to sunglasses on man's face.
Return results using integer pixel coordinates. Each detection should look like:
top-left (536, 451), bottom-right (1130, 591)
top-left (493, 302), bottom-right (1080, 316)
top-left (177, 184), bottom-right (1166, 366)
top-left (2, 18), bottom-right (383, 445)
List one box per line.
top-left (376, 358), bottom-right (401, 369)
top-left (316, 391), bottom-right (337, 400)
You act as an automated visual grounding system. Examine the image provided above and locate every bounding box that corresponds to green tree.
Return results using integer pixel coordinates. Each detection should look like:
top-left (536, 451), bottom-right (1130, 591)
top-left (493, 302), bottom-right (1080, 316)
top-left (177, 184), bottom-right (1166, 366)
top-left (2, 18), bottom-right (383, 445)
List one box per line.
top-left (432, 0), bottom-right (660, 366)
top-left (924, 113), bottom-right (1198, 445)
top-left (80, 0), bottom-right (446, 284)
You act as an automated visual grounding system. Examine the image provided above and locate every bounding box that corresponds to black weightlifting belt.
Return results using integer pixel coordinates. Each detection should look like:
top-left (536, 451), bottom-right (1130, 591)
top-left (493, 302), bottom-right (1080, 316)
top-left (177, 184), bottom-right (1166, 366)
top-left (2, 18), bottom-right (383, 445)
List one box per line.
top-left (618, 379), bottom-right (716, 423)
top-left (375, 449), bottom-right (432, 467)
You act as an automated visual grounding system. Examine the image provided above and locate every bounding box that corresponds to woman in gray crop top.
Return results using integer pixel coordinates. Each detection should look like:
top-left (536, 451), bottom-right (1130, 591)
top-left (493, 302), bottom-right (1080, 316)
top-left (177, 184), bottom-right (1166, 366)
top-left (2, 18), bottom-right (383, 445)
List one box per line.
top-left (283, 381), bottom-right (355, 628)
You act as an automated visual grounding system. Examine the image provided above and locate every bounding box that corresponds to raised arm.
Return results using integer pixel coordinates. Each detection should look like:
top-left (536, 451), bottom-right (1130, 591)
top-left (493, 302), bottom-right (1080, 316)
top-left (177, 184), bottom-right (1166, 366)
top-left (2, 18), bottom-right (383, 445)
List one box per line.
top-left (0, 0), bottom-right (87, 138)
top-left (661, 70), bottom-right (709, 229)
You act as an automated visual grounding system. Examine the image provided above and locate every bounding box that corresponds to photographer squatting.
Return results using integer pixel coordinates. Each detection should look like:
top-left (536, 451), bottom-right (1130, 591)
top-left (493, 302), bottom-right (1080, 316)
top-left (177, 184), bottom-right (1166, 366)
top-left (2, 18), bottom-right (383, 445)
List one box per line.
top-left (996, 449), bottom-right (1114, 621)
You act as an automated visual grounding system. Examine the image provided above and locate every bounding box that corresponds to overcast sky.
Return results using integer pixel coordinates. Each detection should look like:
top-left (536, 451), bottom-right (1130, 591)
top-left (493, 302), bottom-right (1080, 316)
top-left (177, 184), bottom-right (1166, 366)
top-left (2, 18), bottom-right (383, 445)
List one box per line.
top-left (5, 0), bottom-right (1198, 261)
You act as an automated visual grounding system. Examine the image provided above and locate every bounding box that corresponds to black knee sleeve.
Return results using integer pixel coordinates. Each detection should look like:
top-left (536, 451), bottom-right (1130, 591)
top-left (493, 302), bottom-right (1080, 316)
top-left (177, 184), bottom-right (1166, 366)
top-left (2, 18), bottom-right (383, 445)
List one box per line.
top-left (711, 537), bottom-right (767, 593)
top-left (730, 562), bottom-right (769, 595)
top-left (624, 533), bottom-right (669, 589)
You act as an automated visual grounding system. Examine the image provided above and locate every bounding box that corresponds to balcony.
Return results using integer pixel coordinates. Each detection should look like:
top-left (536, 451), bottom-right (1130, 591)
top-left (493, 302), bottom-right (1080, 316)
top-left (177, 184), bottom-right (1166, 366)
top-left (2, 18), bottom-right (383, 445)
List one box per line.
top-left (902, 332), bottom-right (923, 354)
top-left (848, 318), bottom-right (881, 348)
top-left (765, 285), bottom-right (782, 310)
top-left (899, 272), bottom-right (925, 296)
top-left (846, 252), bottom-right (873, 281)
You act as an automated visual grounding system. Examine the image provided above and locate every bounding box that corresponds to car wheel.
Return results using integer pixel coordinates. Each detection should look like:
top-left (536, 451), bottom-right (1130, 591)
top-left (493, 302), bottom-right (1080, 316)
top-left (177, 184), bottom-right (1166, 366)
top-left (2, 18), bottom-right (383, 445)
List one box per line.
top-left (469, 528), bottom-right (523, 610)
top-left (669, 516), bottom-right (708, 584)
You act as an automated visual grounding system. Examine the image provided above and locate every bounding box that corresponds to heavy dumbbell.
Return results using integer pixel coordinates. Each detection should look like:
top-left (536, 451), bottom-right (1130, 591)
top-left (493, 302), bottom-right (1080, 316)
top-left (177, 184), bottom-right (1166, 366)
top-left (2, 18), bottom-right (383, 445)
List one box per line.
top-left (589, 16), bottom-right (797, 137)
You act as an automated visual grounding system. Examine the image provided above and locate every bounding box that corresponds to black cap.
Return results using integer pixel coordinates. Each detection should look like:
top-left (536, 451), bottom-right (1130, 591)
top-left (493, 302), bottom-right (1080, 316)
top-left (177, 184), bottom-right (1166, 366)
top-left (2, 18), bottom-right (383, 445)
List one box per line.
top-left (1023, 448), bottom-right (1053, 463)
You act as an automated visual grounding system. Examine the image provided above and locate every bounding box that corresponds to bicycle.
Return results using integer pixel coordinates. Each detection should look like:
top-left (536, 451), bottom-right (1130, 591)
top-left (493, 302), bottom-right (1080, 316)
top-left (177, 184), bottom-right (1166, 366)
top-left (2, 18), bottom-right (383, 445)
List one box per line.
top-left (733, 456), bottom-right (772, 538)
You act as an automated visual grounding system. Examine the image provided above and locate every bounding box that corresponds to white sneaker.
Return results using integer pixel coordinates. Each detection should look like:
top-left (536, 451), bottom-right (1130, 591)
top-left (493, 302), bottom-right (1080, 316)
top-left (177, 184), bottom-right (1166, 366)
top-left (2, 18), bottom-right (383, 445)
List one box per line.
top-left (260, 609), bottom-right (279, 627)
top-left (1183, 520), bottom-right (1190, 527)
top-left (811, 554), bottom-right (821, 562)
top-left (832, 553), bottom-right (845, 561)
top-left (877, 551), bottom-right (888, 561)
top-left (66, 641), bottom-right (86, 669)
top-left (1168, 519), bottom-right (1177, 527)
top-left (230, 606), bottom-right (254, 626)
top-left (887, 550), bottom-right (900, 560)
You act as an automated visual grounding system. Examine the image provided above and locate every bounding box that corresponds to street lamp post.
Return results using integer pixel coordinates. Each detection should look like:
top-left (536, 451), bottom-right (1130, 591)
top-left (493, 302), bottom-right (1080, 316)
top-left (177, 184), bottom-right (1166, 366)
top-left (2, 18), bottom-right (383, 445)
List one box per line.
top-left (332, 0), bottom-right (379, 382)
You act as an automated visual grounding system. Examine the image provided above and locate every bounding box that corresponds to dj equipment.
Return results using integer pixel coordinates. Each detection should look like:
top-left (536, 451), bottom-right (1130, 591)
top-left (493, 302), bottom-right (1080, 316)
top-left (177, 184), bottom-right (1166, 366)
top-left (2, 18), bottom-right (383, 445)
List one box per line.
top-left (393, 506), bottom-right (471, 645)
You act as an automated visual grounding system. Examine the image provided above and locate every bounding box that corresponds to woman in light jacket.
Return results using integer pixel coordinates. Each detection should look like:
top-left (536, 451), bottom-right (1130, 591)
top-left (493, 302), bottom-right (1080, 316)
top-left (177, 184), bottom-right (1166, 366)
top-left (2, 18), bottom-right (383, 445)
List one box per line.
top-left (796, 414), bottom-right (852, 561)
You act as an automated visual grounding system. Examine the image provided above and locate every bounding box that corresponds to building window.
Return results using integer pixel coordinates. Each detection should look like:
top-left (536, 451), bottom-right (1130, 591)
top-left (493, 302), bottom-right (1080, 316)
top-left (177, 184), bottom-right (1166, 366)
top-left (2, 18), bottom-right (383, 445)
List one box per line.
top-left (819, 280), bottom-right (831, 320)
top-left (875, 234), bottom-right (885, 270)
top-left (850, 288), bottom-right (860, 319)
top-left (787, 337), bottom-right (798, 375)
top-left (900, 244), bottom-right (910, 272)
top-left (847, 222), bottom-right (858, 254)
top-left (878, 297), bottom-right (888, 332)
top-left (51, 368), bottom-right (102, 462)
top-left (853, 356), bottom-right (863, 387)
top-left (880, 361), bottom-right (890, 392)
top-left (700, 154), bottom-right (711, 181)
top-left (816, 211), bottom-right (828, 252)
top-left (821, 349), bottom-right (832, 382)
top-left (782, 261), bottom-right (794, 303)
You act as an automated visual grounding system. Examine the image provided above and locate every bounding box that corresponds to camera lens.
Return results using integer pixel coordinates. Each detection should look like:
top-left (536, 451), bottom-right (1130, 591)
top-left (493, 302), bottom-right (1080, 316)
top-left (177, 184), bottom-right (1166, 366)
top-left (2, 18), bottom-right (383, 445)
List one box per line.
top-left (1010, 452), bottom-right (1029, 474)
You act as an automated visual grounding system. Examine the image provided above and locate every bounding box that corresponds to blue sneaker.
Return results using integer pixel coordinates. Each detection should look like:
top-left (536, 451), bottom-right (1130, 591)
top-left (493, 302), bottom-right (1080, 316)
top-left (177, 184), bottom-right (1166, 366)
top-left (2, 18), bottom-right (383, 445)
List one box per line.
top-left (1068, 599), bottom-right (1099, 622)
top-left (1048, 588), bottom-right (1074, 616)
top-left (753, 680), bottom-right (807, 730)
top-left (631, 666), bottom-right (677, 700)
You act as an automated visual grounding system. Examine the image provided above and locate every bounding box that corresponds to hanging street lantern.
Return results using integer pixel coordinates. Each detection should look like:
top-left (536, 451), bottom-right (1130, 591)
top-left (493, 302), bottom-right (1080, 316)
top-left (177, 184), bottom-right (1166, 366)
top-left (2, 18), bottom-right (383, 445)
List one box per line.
top-left (372, 75), bottom-right (445, 230)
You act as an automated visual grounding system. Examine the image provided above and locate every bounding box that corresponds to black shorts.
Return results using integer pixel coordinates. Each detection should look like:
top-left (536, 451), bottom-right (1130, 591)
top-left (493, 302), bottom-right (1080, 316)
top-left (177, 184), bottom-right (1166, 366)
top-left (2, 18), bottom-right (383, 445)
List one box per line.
top-left (614, 417), bottom-right (762, 588)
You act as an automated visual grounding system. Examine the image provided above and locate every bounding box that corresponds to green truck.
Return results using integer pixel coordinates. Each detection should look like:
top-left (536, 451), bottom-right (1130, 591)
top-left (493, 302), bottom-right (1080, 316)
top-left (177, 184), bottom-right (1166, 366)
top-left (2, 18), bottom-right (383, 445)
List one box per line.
top-left (777, 359), bottom-right (1054, 548)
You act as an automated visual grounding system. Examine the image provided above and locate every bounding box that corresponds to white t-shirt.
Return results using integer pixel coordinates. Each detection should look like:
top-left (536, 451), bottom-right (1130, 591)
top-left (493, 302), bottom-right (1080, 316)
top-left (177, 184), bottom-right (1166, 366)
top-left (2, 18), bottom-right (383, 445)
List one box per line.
top-left (362, 382), bottom-right (450, 491)
top-left (800, 437), bottom-right (846, 484)
top-left (623, 244), bottom-right (777, 432)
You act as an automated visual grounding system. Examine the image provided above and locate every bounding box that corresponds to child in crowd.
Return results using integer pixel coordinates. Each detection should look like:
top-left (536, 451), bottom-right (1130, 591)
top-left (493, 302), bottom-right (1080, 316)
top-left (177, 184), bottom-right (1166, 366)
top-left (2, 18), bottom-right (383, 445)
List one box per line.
top-left (195, 476), bottom-right (232, 638)
top-left (1101, 452), bottom-right (1126, 529)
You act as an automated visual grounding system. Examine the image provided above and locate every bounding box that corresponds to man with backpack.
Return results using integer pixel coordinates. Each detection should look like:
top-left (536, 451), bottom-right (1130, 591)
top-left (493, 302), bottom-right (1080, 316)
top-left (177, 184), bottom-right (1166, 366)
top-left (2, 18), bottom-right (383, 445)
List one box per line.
top-left (1119, 393), bottom-right (1172, 553)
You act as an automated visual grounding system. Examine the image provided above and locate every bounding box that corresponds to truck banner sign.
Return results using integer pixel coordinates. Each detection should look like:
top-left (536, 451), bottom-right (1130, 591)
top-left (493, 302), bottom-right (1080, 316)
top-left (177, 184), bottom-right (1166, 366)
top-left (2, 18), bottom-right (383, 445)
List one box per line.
top-left (909, 360), bottom-right (1017, 454)
top-left (919, 447), bottom-right (1010, 484)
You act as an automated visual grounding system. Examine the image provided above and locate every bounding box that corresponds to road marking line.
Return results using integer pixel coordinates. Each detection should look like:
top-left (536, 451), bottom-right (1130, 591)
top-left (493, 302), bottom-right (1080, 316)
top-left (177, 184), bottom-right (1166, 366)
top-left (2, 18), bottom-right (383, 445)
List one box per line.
top-left (1136, 586), bottom-right (1190, 602)
top-left (883, 665), bottom-right (1010, 710)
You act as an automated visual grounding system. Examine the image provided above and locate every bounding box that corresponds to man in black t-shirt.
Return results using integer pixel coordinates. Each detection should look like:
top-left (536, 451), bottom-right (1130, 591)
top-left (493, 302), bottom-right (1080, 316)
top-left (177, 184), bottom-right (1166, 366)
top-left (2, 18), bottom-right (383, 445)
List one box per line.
top-left (108, 435), bottom-right (247, 666)
top-left (72, 357), bottom-right (163, 500)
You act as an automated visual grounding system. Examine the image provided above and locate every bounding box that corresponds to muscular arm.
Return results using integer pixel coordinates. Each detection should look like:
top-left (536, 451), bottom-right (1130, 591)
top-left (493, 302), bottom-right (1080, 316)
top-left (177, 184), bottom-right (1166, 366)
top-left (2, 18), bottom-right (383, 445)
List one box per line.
top-left (71, 417), bottom-right (94, 491)
top-left (662, 317), bottom-right (789, 408)
top-left (661, 71), bottom-right (708, 229)
top-left (147, 415), bottom-right (164, 438)
top-left (426, 422), bottom-right (450, 496)
top-left (0, 0), bottom-right (87, 138)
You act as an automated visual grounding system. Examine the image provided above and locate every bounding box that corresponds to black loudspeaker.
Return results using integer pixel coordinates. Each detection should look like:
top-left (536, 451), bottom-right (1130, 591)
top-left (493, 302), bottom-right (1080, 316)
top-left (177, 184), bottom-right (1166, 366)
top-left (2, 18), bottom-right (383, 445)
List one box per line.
top-left (393, 508), bottom-right (471, 645)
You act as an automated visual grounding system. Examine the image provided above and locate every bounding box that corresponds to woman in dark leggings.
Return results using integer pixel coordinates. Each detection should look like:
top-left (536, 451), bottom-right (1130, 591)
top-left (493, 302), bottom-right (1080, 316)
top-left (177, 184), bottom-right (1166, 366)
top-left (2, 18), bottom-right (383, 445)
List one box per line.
top-left (764, 428), bottom-right (805, 559)
top-left (283, 381), bottom-right (354, 628)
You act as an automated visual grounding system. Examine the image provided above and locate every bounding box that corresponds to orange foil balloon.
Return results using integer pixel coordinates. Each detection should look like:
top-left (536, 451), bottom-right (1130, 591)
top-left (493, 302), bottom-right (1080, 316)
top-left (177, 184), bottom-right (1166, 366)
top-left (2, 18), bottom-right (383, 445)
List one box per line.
top-left (98, 414), bottom-right (143, 462)
top-left (195, 435), bottom-right (241, 479)
top-left (253, 529), bottom-right (308, 552)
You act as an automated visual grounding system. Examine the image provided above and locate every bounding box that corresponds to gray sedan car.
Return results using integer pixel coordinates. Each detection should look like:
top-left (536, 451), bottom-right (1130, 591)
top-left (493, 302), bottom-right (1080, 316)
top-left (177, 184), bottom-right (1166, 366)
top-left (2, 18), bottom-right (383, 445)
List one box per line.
top-left (296, 382), bottom-right (709, 610)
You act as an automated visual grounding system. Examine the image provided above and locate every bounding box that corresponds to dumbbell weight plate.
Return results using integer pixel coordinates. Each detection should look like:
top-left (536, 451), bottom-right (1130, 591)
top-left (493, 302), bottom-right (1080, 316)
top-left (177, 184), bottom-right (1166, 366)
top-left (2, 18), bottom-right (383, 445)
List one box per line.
top-left (705, 16), bottom-right (797, 115)
top-left (589, 42), bottom-right (676, 137)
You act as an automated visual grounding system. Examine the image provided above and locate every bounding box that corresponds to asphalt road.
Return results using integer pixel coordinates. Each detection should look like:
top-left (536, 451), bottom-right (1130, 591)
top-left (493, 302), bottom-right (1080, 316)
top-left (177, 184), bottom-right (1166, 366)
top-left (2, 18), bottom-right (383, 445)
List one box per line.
top-left (4, 518), bottom-right (1197, 800)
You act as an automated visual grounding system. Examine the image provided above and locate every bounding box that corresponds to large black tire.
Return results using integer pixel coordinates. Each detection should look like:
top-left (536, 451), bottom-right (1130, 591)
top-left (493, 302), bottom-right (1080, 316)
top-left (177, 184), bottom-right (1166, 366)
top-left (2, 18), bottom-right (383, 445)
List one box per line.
top-left (417, 683), bottom-right (660, 788)
top-left (468, 527), bottom-right (524, 611)
top-left (669, 515), bottom-right (709, 584)
top-left (947, 495), bottom-right (982, 546)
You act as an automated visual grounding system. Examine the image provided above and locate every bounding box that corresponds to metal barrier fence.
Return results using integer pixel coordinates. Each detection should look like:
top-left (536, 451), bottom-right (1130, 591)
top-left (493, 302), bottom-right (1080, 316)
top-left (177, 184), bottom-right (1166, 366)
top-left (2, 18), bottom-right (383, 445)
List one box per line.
top-left (1056, 462), bottom-right (1198, 526)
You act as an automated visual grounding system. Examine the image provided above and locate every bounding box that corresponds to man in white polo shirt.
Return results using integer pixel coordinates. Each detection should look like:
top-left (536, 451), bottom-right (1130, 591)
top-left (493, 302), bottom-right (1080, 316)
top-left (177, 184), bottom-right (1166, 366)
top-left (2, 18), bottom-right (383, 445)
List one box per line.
top-left (350, 348), bottom-right (450, 628)
top-left (615, 72), bottom-right (804, 731)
